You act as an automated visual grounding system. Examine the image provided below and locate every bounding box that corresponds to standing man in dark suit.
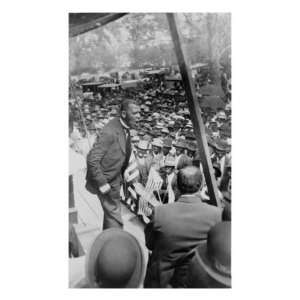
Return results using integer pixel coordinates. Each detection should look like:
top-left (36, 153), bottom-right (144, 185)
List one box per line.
top-left (144, 166), bottom-right (222, 288)
top-left (86, 99), bottom-right (140, 230)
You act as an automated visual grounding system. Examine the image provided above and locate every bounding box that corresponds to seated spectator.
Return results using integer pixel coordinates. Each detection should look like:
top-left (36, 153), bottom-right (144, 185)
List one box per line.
top-left (144, 166), bottom-right (222, 288)
top-left (187, 222), bottom-right (231, 288)
top-left (73, 228), bottom-right (145, 288)
top-left (174, 139), bottom-right (192, 170)
top-left (150, 138), bottom-right (164, 170)
top-left (159, 156), bottom-right (176, 204)
top-left (162, 138), bottom-right (174, 165)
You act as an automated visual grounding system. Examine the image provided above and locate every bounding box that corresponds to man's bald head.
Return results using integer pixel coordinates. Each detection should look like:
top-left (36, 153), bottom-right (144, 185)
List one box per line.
top-left (177, 166), bottom-right (202, 195)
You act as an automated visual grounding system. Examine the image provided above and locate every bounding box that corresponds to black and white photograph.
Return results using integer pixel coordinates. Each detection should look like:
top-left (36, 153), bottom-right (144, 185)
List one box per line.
top-left (68, 12), bottom-right (231, 288)
top-left (2, 0), bottom-right (300, 298)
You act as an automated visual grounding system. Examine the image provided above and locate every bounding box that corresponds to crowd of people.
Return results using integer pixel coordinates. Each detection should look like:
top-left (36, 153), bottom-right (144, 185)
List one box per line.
top-left (69, 68), bottom-right (232, 288)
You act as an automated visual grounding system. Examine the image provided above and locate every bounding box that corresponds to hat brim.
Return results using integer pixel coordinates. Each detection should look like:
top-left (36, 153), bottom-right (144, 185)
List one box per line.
top-left (85, 228), bottom-right (145, 288)
top-left (195, 243), bottom-right (231, 287)
top-left (174, 145), bottom-right (185, 149)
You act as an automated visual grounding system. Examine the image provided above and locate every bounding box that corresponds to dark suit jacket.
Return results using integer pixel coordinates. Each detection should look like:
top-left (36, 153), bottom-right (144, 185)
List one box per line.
top-left (144, 195), bottom-right (222, 287)
top-left (86, 117), bottom-right (126, 194)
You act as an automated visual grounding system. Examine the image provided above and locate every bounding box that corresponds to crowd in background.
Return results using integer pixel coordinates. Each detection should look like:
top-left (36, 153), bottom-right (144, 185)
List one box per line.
top-left (69, 65), bottom-right (232, 288)
top-left (69, 66), bottom-right (231, 209)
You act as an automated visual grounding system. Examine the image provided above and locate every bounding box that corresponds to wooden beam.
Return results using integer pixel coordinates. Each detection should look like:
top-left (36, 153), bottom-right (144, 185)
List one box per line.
top-left (166, 13), bottom-right (221, 207)
top-left (69, 175), bottom-right (75, 208)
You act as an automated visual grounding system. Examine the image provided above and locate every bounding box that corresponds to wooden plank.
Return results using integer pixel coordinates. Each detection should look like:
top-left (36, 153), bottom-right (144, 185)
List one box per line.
top-left (69, 175), bottom-right (75, 208)
top-left (69, 207), bottom-right (78, 224)
top-left (166, 13), bottom-right (221, 207)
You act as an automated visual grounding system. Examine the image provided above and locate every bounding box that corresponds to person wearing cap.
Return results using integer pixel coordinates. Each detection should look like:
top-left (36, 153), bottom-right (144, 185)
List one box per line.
top-left (150, 138), bottom-right (164, 170)
top-left (70, 228), bottom-right (145, 288)
top-left (187, 222), bottom-right (231, 288)
top-left (144, 166), bottom-right (222, 288)
top-left (86, 99), bottom-right (141, 230)
top-left (162, 137), bottom-right (174, 166)
top-left (174, 139), bottom-right (192, 170)
top-left (161, 127), bottom-right (169, 138)
top-left (133, 140), bottom-right (153, 186)
top-left (186, 141), bottom-right (197, 160)
top-left (158, 155), bottom-right (176, 204)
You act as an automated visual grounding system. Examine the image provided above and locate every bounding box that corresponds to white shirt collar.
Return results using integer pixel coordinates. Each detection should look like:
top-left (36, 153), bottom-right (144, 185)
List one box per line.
top-left (120, 118), bottom-right (129, 129)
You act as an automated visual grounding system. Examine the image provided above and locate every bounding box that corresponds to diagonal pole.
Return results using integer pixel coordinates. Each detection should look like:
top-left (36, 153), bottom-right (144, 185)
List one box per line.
top-left (166, 13), bottom-right (221, 207)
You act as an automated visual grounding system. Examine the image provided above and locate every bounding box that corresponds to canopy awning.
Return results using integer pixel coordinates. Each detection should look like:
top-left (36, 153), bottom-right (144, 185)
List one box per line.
top-left (69, 13), bottom-right (128, 37)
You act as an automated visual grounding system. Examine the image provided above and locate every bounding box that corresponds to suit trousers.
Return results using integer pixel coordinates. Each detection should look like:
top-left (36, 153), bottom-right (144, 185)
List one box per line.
top-left (97, 181), bottom-right (123, 230)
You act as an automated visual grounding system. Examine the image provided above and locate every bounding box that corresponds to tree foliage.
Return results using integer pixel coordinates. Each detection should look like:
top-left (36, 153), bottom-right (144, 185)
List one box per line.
top-left (69, 13), bottom-right (231, 76)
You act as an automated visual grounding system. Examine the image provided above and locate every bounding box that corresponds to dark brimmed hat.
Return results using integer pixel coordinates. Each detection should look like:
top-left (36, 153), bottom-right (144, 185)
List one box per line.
top-left (174, 139), bottom-right (187, 149)
top-left (85, 228), bottom-right (145, 288)
top-left (213, 138), bottom-right (231, 152)
top-left (163, 138), bottom-right (173, 148)
top-left (194, 222), bottom-right (231, 287)
top-left (187, 141), bottom-right (197, 152)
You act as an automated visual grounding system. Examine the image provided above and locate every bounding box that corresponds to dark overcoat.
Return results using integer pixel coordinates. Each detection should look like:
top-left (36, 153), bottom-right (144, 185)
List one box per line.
top-left (144, 195), bottom-right (222, 288)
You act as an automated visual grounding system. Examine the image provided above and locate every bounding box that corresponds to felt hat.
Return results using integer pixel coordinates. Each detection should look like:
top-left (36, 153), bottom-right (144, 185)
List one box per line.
top-left (187, 141), bottom-right (197, 152)
top-left (85, 228), bottom-right (145, 288)
top-left (214, 138), bottom-right (231, 152)
top-left (174, 139), bottom-right (187, 149)
top-left (194, 222), bottom-right (231, 287)
top-left (163, 138), bottom-right (173, 148)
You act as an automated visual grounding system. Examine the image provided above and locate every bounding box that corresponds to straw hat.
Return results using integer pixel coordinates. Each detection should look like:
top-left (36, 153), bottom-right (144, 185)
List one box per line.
top-left (132, 135), bottom-right (140, 143)
top-left (165, 156), bottom-right (176, 167)
top-left (152, 138), bottom-right (163, 148)
top-left (137, 140), bottom-right (149, 150)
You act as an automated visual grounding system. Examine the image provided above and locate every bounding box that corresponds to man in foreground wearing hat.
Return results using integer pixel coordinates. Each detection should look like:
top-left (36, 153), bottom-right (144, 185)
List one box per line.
top-left (187, 222), bottom-right (231, 288)
top-left (70, 228), bottom-right (145, 288)
top-left (144, 166), bottom-right (222, 288)
top-left (86, 99), bottom-right (140, 230)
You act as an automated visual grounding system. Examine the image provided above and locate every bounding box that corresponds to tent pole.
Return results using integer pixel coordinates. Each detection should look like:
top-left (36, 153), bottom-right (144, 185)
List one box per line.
top-left (166, 13), bottom-right (221, 207)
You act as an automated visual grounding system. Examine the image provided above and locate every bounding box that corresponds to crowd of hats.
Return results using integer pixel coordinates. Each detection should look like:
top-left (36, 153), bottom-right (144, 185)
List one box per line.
top-left (69, 74), bottom-right (231, 157)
